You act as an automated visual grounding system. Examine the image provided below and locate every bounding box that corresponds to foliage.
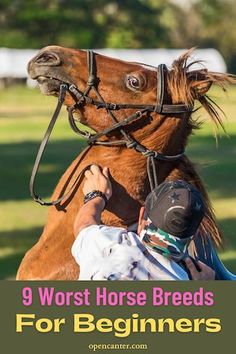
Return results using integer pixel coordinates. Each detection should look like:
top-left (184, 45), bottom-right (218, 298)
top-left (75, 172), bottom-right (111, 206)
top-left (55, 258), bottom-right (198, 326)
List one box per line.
top-left (0, 0), bottom-right (170, 48)
top-left (194, 0), bottom-right (236, 72)
top-left (1, 0), bottom-right (236, 71)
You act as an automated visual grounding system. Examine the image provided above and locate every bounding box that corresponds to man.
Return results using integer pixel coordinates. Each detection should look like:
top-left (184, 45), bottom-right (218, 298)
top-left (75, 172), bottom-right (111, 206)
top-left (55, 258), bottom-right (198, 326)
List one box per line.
top-left (72, 165), bottom-right (215, 280)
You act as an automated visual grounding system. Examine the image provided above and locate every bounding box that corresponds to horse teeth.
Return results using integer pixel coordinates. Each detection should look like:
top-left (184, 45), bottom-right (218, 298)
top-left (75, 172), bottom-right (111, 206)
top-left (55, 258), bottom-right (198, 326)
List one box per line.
top-left (37, 76), bottom-right (54, 80)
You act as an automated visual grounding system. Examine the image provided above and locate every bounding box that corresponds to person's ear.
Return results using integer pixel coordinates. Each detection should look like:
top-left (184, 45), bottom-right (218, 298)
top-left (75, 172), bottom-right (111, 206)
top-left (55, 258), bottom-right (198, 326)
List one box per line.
top-left (138, 206), bottom-right (145, 224)
top-left (137, 206), bottom-right (147, 235)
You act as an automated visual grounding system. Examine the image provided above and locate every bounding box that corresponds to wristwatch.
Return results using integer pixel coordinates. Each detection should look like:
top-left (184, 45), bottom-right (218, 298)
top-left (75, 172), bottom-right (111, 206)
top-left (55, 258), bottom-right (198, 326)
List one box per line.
top-left (84, 190), bottom-right (108, 208)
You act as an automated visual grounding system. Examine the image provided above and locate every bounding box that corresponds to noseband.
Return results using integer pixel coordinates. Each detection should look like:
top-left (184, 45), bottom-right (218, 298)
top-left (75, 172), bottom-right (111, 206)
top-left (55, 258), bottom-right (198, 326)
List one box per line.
top-left (30, 50), bottom-right (193, 206)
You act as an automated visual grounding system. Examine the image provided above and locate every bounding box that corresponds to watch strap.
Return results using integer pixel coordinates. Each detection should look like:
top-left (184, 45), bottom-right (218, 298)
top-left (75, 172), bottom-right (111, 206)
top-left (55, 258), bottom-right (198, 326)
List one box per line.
top-left (84, 190), bottom-right (108, 208)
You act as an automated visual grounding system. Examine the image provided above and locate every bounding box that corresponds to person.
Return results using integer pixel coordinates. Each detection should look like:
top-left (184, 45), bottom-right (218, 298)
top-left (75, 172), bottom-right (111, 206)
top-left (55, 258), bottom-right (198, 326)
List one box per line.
top-left (72, 165), bottom-right (215, 280)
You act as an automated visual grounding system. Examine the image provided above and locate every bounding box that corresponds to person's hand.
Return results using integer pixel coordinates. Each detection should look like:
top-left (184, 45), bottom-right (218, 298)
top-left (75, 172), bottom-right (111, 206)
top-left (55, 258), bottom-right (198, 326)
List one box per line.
top-left (83, 165), bottom-right (112, 200)
top-left (185, 257), bottom-right (215, 280)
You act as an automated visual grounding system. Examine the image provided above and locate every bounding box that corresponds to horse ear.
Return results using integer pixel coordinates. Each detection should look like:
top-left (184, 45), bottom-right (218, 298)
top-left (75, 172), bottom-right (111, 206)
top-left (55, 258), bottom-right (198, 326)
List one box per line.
top-left (187, 70), bottom-right (212, 98)
top-left (191, 80), bottom-right (212, 97)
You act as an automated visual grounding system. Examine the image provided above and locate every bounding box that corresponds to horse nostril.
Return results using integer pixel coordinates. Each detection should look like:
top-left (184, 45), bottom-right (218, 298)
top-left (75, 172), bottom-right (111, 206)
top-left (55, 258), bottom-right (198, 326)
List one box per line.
top-left (34, 52), bottom-right (61, 66)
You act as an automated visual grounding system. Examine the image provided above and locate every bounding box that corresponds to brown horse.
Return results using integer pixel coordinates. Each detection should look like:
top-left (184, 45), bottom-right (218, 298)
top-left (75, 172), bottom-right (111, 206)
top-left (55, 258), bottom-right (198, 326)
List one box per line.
top-left (16, 46), bottom-right (234, 280)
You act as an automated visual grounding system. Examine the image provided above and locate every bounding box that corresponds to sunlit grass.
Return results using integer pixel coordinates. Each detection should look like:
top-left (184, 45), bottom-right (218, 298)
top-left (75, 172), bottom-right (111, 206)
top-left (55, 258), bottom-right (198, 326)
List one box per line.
top-left (0, 200), bottom-right (47, 232)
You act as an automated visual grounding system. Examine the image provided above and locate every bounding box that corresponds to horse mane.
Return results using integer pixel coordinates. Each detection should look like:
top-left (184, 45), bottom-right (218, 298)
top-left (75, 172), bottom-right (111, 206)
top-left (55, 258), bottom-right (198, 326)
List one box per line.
top-left (168, 156), bottom-right (223, 248)
top-left (167, 48), bottom-right (236, 131)
top-left (165, 49), bottom-right (236, 248)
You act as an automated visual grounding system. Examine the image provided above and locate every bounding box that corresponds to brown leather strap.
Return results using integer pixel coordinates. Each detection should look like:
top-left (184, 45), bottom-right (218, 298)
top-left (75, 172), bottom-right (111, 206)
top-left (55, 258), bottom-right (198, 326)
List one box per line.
top-left (30, 84), bottom-right (92, 206)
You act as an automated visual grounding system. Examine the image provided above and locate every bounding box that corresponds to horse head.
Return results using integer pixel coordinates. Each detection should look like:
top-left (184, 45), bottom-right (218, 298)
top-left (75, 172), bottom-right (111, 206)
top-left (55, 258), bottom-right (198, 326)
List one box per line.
top-left (28, 46), bottom-right (234, 156)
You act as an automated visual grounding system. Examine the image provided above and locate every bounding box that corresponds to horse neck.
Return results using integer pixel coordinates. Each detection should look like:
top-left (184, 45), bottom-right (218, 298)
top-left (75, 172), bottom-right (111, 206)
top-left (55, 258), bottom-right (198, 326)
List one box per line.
top-left (130, 114), bottom-right (190, 183)
top-left (138, 116), bottom-right (209, 201)
top-left (138, 113), bottom-right (191, 156)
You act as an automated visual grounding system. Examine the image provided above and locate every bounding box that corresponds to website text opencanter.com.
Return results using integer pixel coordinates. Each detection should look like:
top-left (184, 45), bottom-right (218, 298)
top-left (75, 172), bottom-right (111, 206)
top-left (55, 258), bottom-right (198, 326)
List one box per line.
top-left (88, 343), bottom-right (148, 351)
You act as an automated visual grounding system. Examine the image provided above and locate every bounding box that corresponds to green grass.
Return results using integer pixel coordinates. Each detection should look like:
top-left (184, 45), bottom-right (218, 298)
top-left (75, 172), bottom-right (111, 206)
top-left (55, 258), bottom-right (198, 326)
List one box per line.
top-left (0, 85), bottom-right (236, 279)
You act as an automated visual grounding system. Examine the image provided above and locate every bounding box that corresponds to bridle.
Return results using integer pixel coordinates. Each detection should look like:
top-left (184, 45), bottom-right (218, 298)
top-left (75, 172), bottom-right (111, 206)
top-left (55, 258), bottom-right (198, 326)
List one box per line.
top-left (30, 50), bottom-right (193, 206)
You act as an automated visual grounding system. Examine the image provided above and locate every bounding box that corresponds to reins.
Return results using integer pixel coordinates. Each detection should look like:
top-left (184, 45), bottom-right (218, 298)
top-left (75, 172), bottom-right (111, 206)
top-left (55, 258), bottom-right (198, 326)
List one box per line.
top-left (30, 50), bottom-right (193, 206)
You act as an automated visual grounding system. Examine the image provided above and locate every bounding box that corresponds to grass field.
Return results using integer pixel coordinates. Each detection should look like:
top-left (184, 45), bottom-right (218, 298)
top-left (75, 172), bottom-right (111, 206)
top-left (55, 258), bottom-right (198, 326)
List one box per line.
top-left (0, 85), bottom-right (236, 279)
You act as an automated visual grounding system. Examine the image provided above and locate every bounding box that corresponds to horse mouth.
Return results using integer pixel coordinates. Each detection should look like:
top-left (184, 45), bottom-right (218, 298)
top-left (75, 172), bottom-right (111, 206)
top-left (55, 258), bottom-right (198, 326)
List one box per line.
top-left (33, 75), bottom-right (66, 95)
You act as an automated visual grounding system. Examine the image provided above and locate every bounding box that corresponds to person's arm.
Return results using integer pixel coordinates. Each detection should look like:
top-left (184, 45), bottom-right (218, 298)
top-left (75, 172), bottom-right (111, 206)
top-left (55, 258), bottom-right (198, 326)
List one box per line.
top-left (185, 257), bottom-right (216, 280)
top-left (74, 198), bottom-right (105, 236)
top-left (73, 164), bottom-right (112, 238)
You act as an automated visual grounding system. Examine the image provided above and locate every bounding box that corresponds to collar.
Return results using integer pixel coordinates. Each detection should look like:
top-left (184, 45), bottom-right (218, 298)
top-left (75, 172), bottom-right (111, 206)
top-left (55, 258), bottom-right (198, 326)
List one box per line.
top-left (140, 221), bottom-right (193, 261)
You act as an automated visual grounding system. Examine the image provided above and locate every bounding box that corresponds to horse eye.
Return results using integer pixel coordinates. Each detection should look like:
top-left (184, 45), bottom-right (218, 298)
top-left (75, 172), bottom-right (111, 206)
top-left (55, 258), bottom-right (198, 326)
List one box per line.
top-left (126, 75), bottom-right (141, 90)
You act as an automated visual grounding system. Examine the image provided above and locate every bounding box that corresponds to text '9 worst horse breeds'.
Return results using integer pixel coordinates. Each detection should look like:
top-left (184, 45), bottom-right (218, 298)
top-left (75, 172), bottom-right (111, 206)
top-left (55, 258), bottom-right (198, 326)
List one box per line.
top-left (17, 46), bottom-right (235, 280)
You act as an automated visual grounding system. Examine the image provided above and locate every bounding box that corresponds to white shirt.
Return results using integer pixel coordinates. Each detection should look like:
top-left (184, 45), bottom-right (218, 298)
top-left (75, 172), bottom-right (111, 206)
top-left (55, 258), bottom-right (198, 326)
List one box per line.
top-left (71, 225), bottom-right (189, 280)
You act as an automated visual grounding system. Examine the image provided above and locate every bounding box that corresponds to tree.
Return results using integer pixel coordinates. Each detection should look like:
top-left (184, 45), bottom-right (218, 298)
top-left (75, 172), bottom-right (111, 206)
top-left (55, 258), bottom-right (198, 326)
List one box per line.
top-left (0, 0), bottom-right (236, 71)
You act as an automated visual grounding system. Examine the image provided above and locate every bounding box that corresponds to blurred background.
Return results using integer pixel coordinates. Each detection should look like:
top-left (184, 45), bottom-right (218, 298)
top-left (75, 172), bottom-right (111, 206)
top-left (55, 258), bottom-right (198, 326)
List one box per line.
top-left (0, 0), bottom-right (235, 279)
